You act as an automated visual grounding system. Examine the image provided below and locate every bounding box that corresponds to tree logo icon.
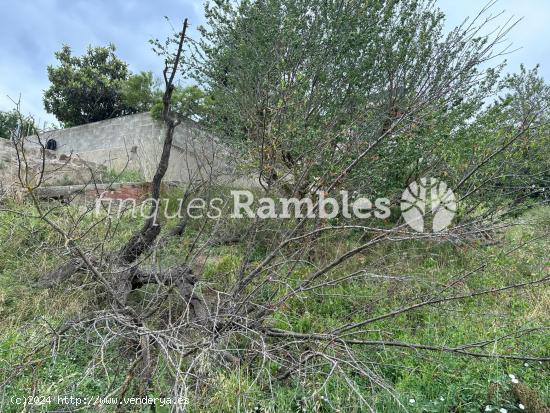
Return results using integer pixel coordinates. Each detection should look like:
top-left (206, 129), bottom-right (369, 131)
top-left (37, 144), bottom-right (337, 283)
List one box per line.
top-left (401, 178), bottom-right (457, 233)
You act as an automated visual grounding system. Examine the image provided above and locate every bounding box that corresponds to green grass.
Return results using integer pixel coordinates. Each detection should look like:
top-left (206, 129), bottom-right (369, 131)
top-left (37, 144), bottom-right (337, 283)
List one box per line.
top-left (101, 167), bottom-right (145, 183)
top-left (0, 202), bottom-right (548, 412)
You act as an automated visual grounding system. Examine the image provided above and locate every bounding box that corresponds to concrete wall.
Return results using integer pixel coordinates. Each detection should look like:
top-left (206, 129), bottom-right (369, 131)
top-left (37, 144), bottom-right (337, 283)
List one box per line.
top-left (31, 112), bottom-right (250, 185)
top-left (39, 112), bottom-right (161, 153)
top-left (0, 137), bottom-right (106, 191)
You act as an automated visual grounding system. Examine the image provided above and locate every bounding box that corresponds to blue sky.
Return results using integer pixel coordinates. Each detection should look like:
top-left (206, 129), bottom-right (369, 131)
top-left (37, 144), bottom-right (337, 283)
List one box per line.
top-left (1, 0), bottom-right (549, 126)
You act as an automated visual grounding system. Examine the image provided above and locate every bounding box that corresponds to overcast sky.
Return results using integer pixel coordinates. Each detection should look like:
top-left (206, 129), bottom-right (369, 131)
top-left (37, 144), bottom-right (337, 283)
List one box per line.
top-left (1, 0), bottom-right (549, 126)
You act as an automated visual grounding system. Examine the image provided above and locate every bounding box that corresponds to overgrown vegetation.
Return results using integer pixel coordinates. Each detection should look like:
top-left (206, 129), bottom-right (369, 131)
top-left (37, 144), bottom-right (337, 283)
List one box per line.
top-left (1, 1), bottom-right (549, 412)
top-left (43, 44), bottom-right (209, 127)
top-left (101, 168), bottom-right (145, 184)
top-left (0, 109), bottom-right (35, 140)
top-left (0, 203), bottom-right (548, 412)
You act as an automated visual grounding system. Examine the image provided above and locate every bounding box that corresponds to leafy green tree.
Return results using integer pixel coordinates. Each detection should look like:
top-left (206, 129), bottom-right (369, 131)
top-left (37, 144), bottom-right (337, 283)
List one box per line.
top-left (44, 42), bottom-right (210, 128)
top-left (448, 65), bottom-right (550, 206)
top-left (0, 110), bottom-right (35, 140)
top-left (119, 71), bottom-right (160, 113)
top-left (151, 85), bottom-right (210, 121)
top-left (43, 44), bottom-right (135, 127)
top-left (194, 0), bottom-right (509, 194)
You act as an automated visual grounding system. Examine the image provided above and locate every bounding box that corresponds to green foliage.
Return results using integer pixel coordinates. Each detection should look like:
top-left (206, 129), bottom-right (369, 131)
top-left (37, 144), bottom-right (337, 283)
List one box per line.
top-left (43, 44), bottom-right (135, 127)
top-left (101, 167), bottom-right (145, 183)
top-left (0, 110), bottom-right (35, 139)
top-left (3, 1), bottom-right (549, 410)
top-left (195, 0), bottom-right (480, 189)
top-left (0, 201), bottom-right (547, 411)
top-left (150, 85), bottom-right (210, 121)
top-left (195, 0), bottom-right (549, 210)
top-left (499, 65), bottom-right (550, 200)
top-left (119, 71), bottom-right (161, 113)
top-left (43, 45), bottom-right (210, 128)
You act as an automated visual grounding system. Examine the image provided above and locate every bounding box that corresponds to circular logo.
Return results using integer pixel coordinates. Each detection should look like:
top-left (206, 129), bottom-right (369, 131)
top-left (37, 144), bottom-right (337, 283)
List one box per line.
top-left (401, 178), bottom-right (457, 233)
